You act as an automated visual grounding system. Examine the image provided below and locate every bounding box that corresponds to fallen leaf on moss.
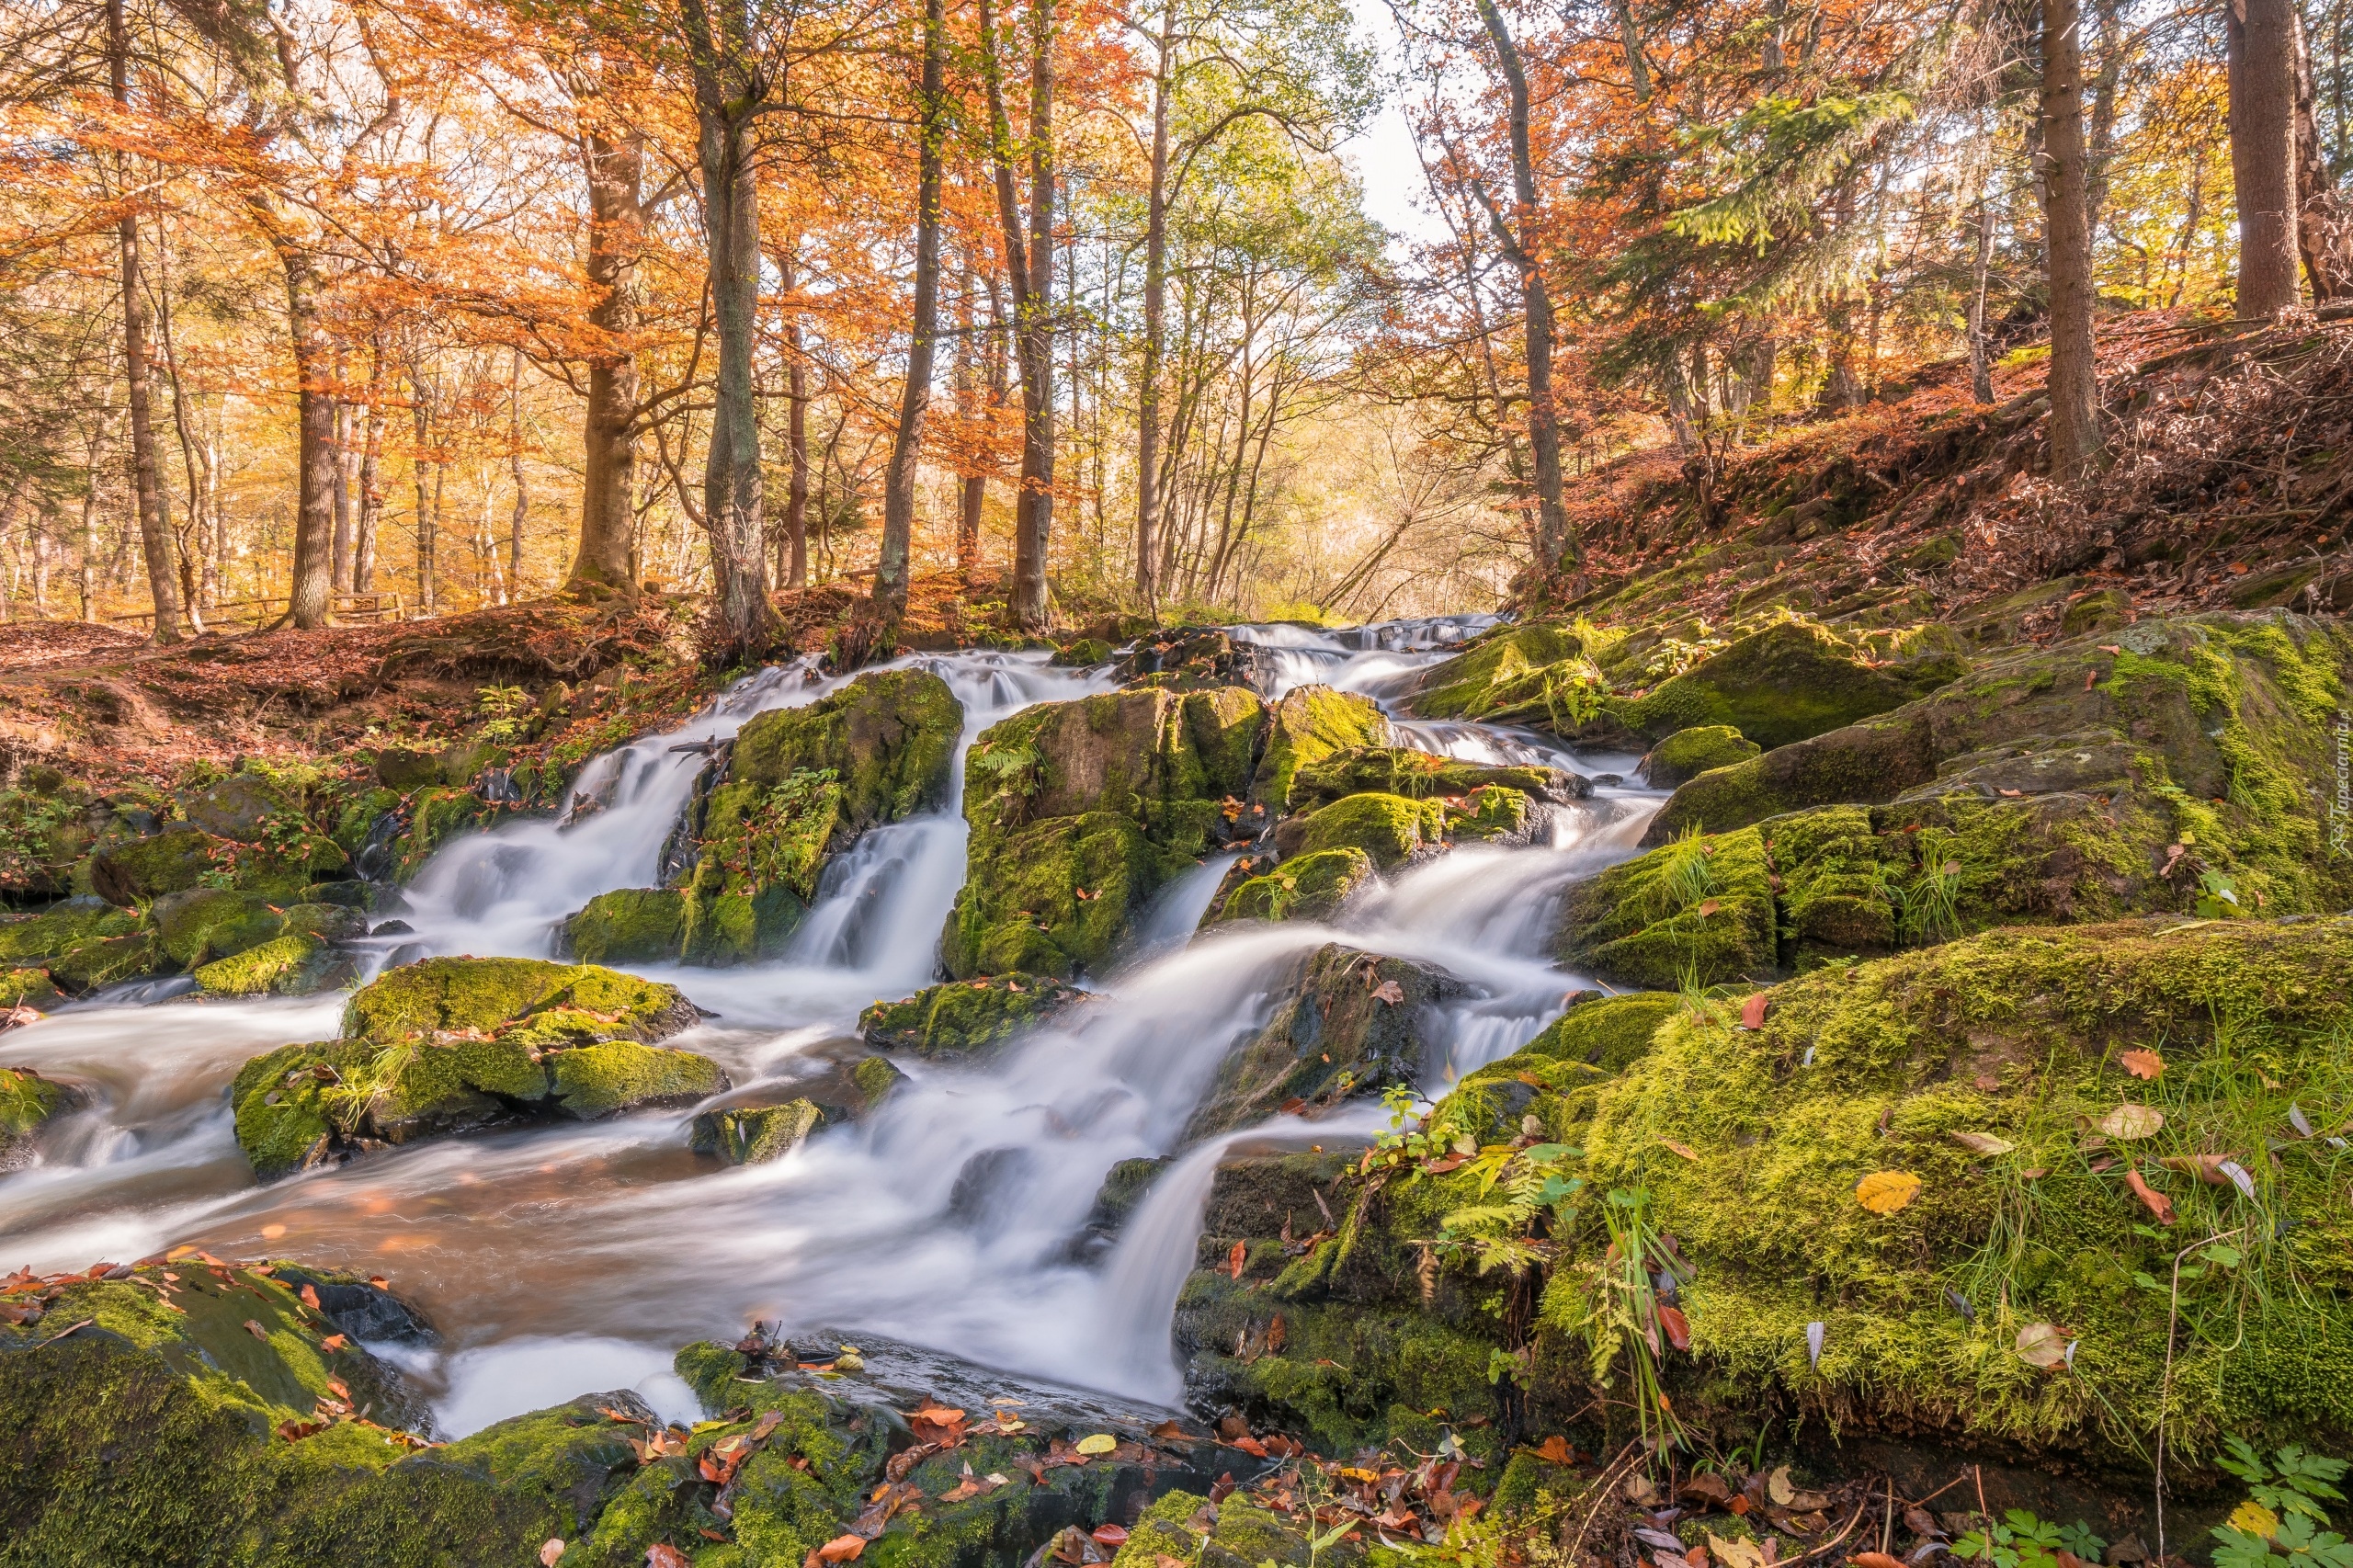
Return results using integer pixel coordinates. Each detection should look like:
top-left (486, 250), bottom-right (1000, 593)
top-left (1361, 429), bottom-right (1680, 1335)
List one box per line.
top-left (1659, 1303), bottom-right (1691, 1350)
top-left (1855, 1171), bottom-right (1922, 1213)
top-left (1950, 1132), bottom-right (2015, 1156)
top-left (1370, 979), bottom-right (1404, 1006)
top-left (1227, 1241), bottom-right (1246, 1279)
top-left (2015, 1323), bottom-right (2069, 1369)
top-left (648, 1546), bottom-right (690, 1568)
top-left (2119, 1049), bottom-right (2165, 1079)
top-left (1659, 1139), bottom-right (1699, 1161)
top-left (1076, 1433), bottom-right (1118, 1456)
top-left (1738, 993), bottom-right (1768, 1029)
top-left (2124, 1166), bottom-right (2176, 1223)
top-left (1707, 1532), bottom-right (1768, 1568)
top-left (2099, 1104), bottom-right (2164, 1140)
top-left (540, 1541), bottom-right (564, 1566)
top-left (1695, 899), bottom-right (1722, 917)
top-left (1851, 1553), bottom-right (1908, 1568)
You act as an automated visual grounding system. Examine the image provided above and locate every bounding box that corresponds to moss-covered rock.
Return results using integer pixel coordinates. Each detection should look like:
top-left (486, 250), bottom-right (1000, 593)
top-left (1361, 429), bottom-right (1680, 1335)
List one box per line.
top-left (1643, 713), bottom-right (1936, 841)
top-left (730, 668), bottom-right (962, 832)
top-left (0, 1067), bottom-right (72, 1170)
top-left (1187, 946), bottom-right (1458, 1140)
top-left (0, 1254), bottom-right (691, 1567)
top-left (1643, 724), bottom-right (1762, 788)
top-left (44, 929), bottom-right (164, 994)
top-left (1407, 622), bottom-right (1586, 720)
top-left (1516, 992), bottom-right (1681, 1072)
top-left (192, 933), bottom-right (358, 998)
top-left (1614, 618), bottom-right (1952, 749)
top-left (0, 967), bottom-right (61, 1009)
top-left (0, 895), bottom-right (140, 968)
top-left (0, 771), bottom-right (98, 902)
top-left (946, 687), bottom-right (1268, 979)
top-left (688, 1096), bottom-right (832, 1164)
top-left (85, 823), bottom-right (221, 903)
top-left (1554, 825), bottom-right (1777, 989)
top-left (1251, 687), bottom-right (1392, 812)
top-left (1288, 746), bottom-right (1584, 812)
top-left (1208, 846), bottom-right (1377, 926)
top-left (1290, 792), bottom-right (1447, 869)
top-left (859, 972), bottom-right (1085, 1057)
top-left (231, 958), bottom-right (718, 1177)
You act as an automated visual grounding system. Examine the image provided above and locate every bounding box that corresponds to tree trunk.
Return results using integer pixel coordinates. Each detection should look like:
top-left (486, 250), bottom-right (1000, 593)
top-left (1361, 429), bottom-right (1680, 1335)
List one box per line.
top-left (1474, 0), bottom-right (1574, 571)
top-left (952, 259), bottom-right (983, 574)
top-left (1969, 181), bottom-right (1996, 403)
top-left (979, 0), bottom-right (1056, 630)
top-left (1134, 0), bottom-right (1176, 604)
top-left (2086, 0), bottom-right (2122, 238)
top-left (508, 348), bottom-right (529, 592)
top-left (332, 394), bottom-right (355, 591)
top-left (784, 248), bottom-right (810, 591)
top-left (573, 124), bottom-right (643, 593)
top-left (684, 0), bottom-right (773, 661)
top-left (356, 337), bottom-right (385, 593)
top-left (877, 0), bottom-right (947, 612)
top-left (2040, 0), bottom-right (2107, 478)
top-left (109, 0), bottom-right (183, 644)
top-left (2228, 0), bottom-right (2305, 316)
top-left (152, 210), bottom-right (206, 630)
top-left (2294, 8), bottom-right (2353, 299)
top-left (278, 243), bottom-right (338, 628)
top-left (411, 357), bottom-right (438, 615)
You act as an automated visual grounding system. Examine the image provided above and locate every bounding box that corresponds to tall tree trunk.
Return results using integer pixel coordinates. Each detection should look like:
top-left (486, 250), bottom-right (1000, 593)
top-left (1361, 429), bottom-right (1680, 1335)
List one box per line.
top-left (109, 0), bottom-right (183, 644)
top-left (332, 393), bottom-right (355, 591)
top-left (684, 0), bottom-right (773, 660)
top-left (783, 244), bottom-right (810, 591)
top-left (573, 124), bottom-right (643, 593)
top-left (356, 337), bottom-right (385, 593)
top-left (979, 0), bottom-right (1055, 630)
top-left (2040, 0), bottom-right (2107, 478)
top-left (152, 211), bottom-right (206, 630)
top-left (1969, 179), bottom-right (1996, 403)
top-left (508, 348), bottom-right (529, 591)
top-left (1474, 0), bottom-right (1574, 571)
top-left (953, 259), bottom-right (983, 574)
top-left (2294, 9), bottom-right (2353, 298)
top-left (411, 357), bottom-right (438, 615)
top-left (877, 0), bottom-right (947, 612)
top-left (2229, 0), bottom-right (2305, 315)
top-left (278, 243), bottom-right (337, 628)
top-left (2086, 0), bottom-right (2122, 238)
top-left (1134, 0), bottom-right (1176, 604)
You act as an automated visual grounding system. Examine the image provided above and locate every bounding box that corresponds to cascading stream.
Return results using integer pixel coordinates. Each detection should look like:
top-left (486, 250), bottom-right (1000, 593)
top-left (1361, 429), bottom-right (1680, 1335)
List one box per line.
top-left (0, 620), bottom-right (1658, 1433)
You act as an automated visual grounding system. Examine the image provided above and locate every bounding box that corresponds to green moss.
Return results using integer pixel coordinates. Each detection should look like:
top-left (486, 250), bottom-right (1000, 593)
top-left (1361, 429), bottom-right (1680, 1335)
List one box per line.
top-left (1446, 784), bottom-right (1533, 843)
top-left (848, 1055), bottom-right (904, 1109)
top-left (1644, 716), bottom-right (1935, 840)
top-left (859, 972), bottom-right (1083, 1056)
top-left (0, 968), bottom-right (60, 1009)
top-left (1518, 993), bottom-right (1682, 1072)
top-left (1554, 826), bottom-right (1776, 989)
top-left (0, 1067), bottom-right (66, 1148)
top-left (1613, 618), bottom-right (1938, 749)
top-left (689, 1098), bottom-right (828, 1165)
top-left (944, 812), bottom-right (1185, 979)
top-left (193, 934), bottom-right (335, 997)
top-left (85, 824), bottom-right (220, 901)
top-left (1253, 686), bottom-right (1392, 812)
top-left (1645, 725), bottom-right (1761, 788)
top-left (1408, 623), bottom-right (1586, 721)
top-left (730, 669), bottom-right (962, 831)
top-left (1212, 846), bottom-right (1377, 924)
top-left (0, 897), bottom-right (139, 964)
top-left (559, 888), bottom-right (689, 967)
top-left (1289, 747), bottom-right (1563, 811)
top-left (548, 1041), bottom-right (727, 1119)
top-left (1295, 793), bottom-right (1447, 869)
top-left (343, 957), bottom-right (693, 1044)
top-left (45, 929), bottom-right (164, 993)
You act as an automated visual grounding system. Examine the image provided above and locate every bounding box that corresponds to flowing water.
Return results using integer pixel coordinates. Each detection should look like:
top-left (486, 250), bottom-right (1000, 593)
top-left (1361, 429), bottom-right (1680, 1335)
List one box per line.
top-left (0, 619), bottom-right (1659, 1435)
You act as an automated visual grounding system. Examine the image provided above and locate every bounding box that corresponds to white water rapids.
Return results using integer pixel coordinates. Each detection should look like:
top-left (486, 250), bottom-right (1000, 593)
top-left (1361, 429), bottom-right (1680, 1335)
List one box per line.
top-left (0, 619), bottom-right (1660, 1436)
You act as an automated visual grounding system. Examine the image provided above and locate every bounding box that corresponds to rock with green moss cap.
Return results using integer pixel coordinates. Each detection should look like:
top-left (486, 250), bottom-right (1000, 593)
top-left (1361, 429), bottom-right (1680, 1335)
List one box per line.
top-left (1406, 621), bottom-right (1585, 720)
top-left (689, 1096), bottom-right (833, 1165)
top-left (1284, 792), bottom-right (1447, 869)
top-left (1553, 825), bottom-right (1776, 989)
top-left (1287, 745), bottom-right (1584, 812)
top-left (0, 896), bottom-right (146, 997)
top-left (1207, 846), bottom-right (1377, 926)
top-left (729, 667), bottom-right (962, 832)
top-left (1643, 724), bottom-right (1762, 788)
top-left (859, 971), bottom-right (1085, 1057)
top-left (1613, 617), bottom-right (1953, 750)
top-left (230, 957), bottom-right (720, 1176)
top-left (193, 932), bottom-right (360, 997)
top-left (1186, 945), bottom-right (1459, 1140)
top-left (44, 928), bottom-right (165, 994)
top-left (945, 686), bottom-right (1267, 978)
top-left (0, 1066), bottom-right (75, 1171)
top-left (1249, 686), bottom-right (1392, 812)
top-left (1516, 991), bottom-right (1681, 1073)
top-left (0, 967), bottom-right (61, 1009)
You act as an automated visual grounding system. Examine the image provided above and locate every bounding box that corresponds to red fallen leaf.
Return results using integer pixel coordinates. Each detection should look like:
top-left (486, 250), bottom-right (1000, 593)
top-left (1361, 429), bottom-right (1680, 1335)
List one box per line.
top-left (1421, 1154), bottom-right (1467, 1173)
top-left (1997, 787), bottom-right (2025, 798)
top-left (649, 1546), bottom-right (692, 1568)
top-left (299, 1285), bottom-right (322, 1310)
top-left (754, 1410), bottom-right (786, 1442)
top-left (2085, 670), bottom-right (2099, 690)
top-left (2097, 644), bottom-right (2122, 654)
top-left (1658, 1303), bottom-right (1692, 1351)
top-left (1279, 1097), bottom-right (1308, 1115)
top-left (908, 1396), bottom-right (968, 1446)
top-left (244, 1319), bottom-right (269, 1340)
top-left (1533, 1435), bottom-right (1574, 1464)
top-left (1374, 1507), bottom-right (1419, 1530)
top-left (2119, 1049), bottom-right (2165, 1080)
top-left (1149, 1418), bottom-right (1196, 1442)
top-left (277, 1418), bottom-right (325, 1441)
top-left (1851, 1554), bottom-right (1909, 1568)
top-left (885, 1441), bottom-right (941, 1481)
top-left (1233, 1436), bottom-right (1268, 1457)
top-left (367, 1276), bottom-right (388, 1290)
top-left (325, 1377), bottom-right (351, 1400)
top-left (1093, 1526), bottom-right (1131, 1547)
top-left (1209, 1472), bottom-right (1237, 1504)
top-left (320, 1334), bottom-right (347, 1351)
top-left (701, 1530), bottom-right (731, 1543)
top-left (813, 1533), bottom-right (868, 1562)
top-left (1738, 993), bottom-right (1768, 1030)
top-left (1370, 979), bottom-right (1405, 1006)
top-left (1678, 1472), bottom-right (1733, 1507)
top-left (1727, 1495), bottom-right (1752, 1516)
top-left (1227, 1241), bottom-right (1247, 1280)
top-left (1695, 899), bottom-right (1722, 917)
top-left (2125, 1165), bottom-right (2176, 1224)
top-left (597, 1406), bottom-right (642, 1425)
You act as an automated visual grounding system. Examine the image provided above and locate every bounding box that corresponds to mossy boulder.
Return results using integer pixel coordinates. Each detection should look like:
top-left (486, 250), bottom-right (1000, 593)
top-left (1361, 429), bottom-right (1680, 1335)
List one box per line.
top-left (1251, 686), bottom-right (1392, 812)
top-left (85, 823), bottom-right (221, 903)
top-left (946, 687), bottom-right (1268, 979)
top-left (1612, 618), bottom-right (1953, 750)
top-left (0, 896), bottom-right (140, 968)
top-left (730, 668), bottom-right (962, 832)
top-left (0, 1256), bottom-right (672, 1567)
top-left (44, 929), bottom-right (165, 994)
top-left (231, 958), bottom-right (719, 1177)
top-left (1649, 613), bottom-right (2353, 923)
top-left (151, 891), bottom-right (364, 973)
top-left (1516, 992), bottom-right (1681, 1073)
top-left (1208, 846), bottom-right (1377, 926)
top-left (0, 1067), bottom-right (72, 1171)
top-left (1186, 945), bottom-right (1459, 1140)
top-left (0, 772), bottom-right (98, 901)
top-left (0, 968), bottom-right (61, 1009)
top-left (1553, 826), bottom-right (1777, 989)
top-left (1287, 745), bottom-right (1584, 812)
top-left (1289, 792), bottom-right (1447, 869)
top-left (193, 933), bottom-right (358, 998)
top-left (1643, 724), bottom-right (1762, 788)
top-left (688, 1096), bottom-right (832, 1165)
top-left (1407, 621), bottom-right (1585, 720)
top-left (859, 972), bottom-right (1085, 1057)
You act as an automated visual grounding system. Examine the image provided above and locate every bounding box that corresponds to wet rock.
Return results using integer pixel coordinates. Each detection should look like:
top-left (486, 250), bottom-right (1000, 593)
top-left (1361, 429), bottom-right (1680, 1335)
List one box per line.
top-left (730, 666), bottom-right (963, 832)
top-left (231, 957), bottom-right (721, 1177)
top-left (947, 1145), bottom-right (1039, 1233)
top-left (0, 1066), bottom-right (75, 1171)
top-left (689, 1096), bottom-right (833, 1165)
top-left (1114, 626), bottom-right (1265, 690)
top-left (1286, 745), bottom-right (1586, 811)
top-left (265, 1265), bottom-right (438, 1347)
top-left (860, 972), bottom-right (1086, 1057)
top-left (1286, 792), bottom-right (1446, 869)
top-left (1641, 723), bottom-right (1761, 788)
top-left (85, 823), bottom-right (217, 903)
top-left (1205, 847), bottom-right (1376, 926)
top-left (177, 771), bottom-right (295, 840)
top-left (1084, 1155), bottom-right (1174, 1238)
top-left (1186, 946), bottom-right (1460, 1140)
top-left (0, 895), bottom-right (140, 973)
top-left (1249, 687), bottom-right (1392, 813)
top-left (946, 687), bottom-right (1267, 979)
top-left (1406, 621), bottom-right (1586, 720)
top-left (1642, 712), bottom-right (1936, 842)
top-left (193, 931), bottom-right (359, 997)
top-left (0, 967), bottom-right (62, 1009)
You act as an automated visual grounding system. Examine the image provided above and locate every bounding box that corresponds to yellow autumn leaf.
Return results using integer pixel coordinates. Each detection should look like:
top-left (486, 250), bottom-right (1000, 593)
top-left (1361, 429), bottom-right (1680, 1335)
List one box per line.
top-left (2229, 1502), bottom-right (2279, 1540)
top-left (1856, 1171), bottom-right (1923, 1213)
top-left (1950, 1131), bottom-right (2016, 1157)
top-left (1075, 1434), bottom-right (1117, 1456)
top-left (2099, 1104), bottom-right (2165, 1140)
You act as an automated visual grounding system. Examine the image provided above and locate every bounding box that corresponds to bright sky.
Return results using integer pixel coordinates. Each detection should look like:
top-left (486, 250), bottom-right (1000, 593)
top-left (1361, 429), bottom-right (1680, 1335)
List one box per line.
top-left (1343, 0), bottom-right (1449, 249)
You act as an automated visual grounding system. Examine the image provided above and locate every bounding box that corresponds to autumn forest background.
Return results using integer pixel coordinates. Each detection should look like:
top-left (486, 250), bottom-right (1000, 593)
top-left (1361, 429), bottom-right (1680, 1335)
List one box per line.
top-left (3, 0), bottom-right (2348, 652)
